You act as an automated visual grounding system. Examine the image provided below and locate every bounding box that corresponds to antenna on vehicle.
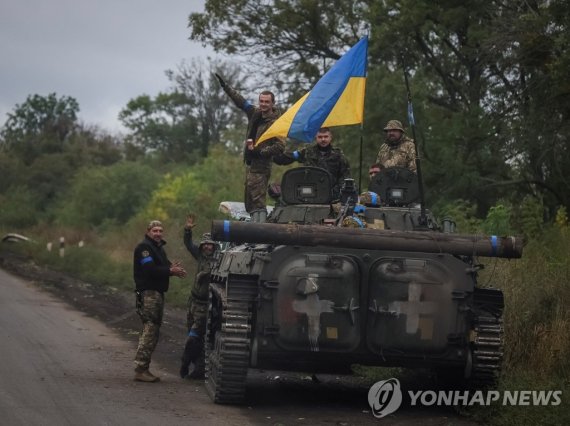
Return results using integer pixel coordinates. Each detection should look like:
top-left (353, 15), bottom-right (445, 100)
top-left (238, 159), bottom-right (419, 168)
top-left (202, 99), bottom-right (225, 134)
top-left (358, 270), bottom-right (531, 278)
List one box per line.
top-left (401, 54), bottom-right (427, 227)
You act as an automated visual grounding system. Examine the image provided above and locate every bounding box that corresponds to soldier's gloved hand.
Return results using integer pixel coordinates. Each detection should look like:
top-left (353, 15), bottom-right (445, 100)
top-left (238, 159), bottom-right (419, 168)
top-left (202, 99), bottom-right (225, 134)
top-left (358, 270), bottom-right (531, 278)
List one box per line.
top-left (214, 73), bottom-right (226, 88)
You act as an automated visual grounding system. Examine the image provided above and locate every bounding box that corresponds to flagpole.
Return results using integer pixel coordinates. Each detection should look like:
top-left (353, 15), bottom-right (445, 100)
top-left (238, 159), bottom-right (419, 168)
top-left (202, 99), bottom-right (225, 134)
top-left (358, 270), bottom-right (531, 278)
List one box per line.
top-left (401, 54), bottom-right (427, 227)
top-left (358, 30), bottom-right (370, 195)
top-left (358, 133), bottom-right (363, 193)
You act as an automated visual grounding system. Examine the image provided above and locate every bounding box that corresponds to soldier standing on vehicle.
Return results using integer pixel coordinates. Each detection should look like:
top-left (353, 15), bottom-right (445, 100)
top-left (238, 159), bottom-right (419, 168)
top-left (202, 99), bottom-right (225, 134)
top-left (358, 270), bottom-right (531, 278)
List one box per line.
top-left (215, 73), bottom-right (284, 223)
top-left (274, 127), bottom-right (351, 201)
top-left (376, 120), bottom-right (417, 172)
top-left (179, 214), bottom-right (218, 380)
top-left (133, 220), bottom-right (186, 382)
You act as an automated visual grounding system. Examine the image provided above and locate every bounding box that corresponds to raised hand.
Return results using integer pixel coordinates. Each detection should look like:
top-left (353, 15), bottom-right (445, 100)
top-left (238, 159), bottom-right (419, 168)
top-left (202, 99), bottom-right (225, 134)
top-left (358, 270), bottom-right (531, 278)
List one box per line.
top-left (185, 213), bottom-right (197, 229)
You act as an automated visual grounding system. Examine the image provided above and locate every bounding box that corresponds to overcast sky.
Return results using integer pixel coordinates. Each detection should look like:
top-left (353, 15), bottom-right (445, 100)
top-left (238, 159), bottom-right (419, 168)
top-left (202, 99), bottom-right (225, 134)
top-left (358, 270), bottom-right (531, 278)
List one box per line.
top-left (0, 0), bottom-right (213, 133)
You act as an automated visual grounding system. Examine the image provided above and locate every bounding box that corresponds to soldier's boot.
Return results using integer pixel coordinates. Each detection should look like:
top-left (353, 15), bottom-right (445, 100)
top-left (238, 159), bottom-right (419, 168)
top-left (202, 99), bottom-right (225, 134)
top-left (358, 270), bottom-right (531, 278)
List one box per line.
top-left (188, 353), bottom-right (205, 380)
top-left (180, 336), bottom-right (201, 378)
top-left (180, 338), bottom-right (193, 378)
top-left (134, 367), bottom-right (160, 383)
top-left (250, 209), bottom-right (267, 223)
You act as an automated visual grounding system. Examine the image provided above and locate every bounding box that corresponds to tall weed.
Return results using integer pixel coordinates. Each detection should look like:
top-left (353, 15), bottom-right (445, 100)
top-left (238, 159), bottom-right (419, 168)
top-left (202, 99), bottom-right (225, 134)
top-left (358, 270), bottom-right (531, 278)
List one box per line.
top-left (485, 226), bottom-right (570, 378)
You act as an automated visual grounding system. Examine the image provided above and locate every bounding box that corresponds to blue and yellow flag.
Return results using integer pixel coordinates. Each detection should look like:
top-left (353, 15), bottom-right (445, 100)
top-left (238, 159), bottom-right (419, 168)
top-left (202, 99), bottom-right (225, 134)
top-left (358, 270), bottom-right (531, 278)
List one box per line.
top-left (257, 36), bottom-right (368, 145)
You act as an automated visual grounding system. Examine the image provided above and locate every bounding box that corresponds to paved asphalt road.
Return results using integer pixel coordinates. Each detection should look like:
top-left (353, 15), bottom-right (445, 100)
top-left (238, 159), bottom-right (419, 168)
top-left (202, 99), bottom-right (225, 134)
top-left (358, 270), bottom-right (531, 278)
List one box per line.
top-left (0, 267), bottom-right (251, 426)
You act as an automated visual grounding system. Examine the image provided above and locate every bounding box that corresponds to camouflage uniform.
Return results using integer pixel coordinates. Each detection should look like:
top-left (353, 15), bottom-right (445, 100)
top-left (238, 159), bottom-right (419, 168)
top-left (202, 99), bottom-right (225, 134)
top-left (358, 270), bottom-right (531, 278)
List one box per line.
top-left (222, 84), bottom-right (285, 213)
top-left (180, 228), bottom-right (217, 378)
top-left (275, 144), bottom-right (351, 200)
top-left (133, 234), bottom-right (172, 372)
top-left (376, 119), bottom-right (417, 172)
top-left (376, 136), bottom-right (417, 172)
top-left (134, 290), bottom-right (164, 371)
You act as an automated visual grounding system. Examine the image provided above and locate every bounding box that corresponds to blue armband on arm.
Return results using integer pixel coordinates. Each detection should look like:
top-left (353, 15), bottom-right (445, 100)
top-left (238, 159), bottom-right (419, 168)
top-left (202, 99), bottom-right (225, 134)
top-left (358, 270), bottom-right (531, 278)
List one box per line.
top-left (243, 100), bottom-right (253, 112)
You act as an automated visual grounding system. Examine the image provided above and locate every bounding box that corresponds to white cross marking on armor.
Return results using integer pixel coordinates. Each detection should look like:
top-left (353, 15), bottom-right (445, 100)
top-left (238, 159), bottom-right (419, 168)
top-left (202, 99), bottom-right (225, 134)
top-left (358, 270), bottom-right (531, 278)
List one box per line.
top-left (389, 282), bottom-right (436, 334)
top-left (292, 275), bottom-right (334, 352)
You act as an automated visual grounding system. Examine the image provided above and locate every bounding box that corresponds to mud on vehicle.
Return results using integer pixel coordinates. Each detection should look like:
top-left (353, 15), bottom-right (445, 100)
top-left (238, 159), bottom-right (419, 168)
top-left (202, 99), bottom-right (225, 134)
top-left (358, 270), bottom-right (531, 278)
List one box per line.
top-left (204, 166), bottom-right (522, 404)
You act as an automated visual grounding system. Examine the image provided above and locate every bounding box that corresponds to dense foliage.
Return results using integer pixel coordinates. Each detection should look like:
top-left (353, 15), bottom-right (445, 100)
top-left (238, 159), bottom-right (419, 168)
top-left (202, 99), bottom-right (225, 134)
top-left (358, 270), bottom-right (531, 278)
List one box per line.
top-left (190, 0), bottom-right (570, 218)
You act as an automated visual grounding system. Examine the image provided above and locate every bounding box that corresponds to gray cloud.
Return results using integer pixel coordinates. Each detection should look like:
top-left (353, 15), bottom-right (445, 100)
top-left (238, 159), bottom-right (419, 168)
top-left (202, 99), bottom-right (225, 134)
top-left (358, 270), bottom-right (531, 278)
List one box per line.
top-left (0, 0), bottom-right (212, 133)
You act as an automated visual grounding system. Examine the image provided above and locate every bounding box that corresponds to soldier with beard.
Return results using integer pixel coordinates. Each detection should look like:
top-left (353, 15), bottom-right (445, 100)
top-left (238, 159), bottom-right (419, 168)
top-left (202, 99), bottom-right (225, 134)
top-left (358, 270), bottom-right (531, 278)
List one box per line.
top-left (376, 120), bottom-right (417, 173)
top-left (133, 220), bottom-right (186, 382)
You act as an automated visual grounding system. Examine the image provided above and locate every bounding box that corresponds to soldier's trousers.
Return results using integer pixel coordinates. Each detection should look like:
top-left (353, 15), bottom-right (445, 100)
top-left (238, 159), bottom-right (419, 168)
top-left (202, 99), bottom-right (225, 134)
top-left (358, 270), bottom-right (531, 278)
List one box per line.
top-left (245, 170), bottom-right (269, 213)
top-left (134, 290), bottom-right (164, 371)
top-left (186, 297), bottom-right (208, 335)
top-left (181, 299), bottom-right (208, 371)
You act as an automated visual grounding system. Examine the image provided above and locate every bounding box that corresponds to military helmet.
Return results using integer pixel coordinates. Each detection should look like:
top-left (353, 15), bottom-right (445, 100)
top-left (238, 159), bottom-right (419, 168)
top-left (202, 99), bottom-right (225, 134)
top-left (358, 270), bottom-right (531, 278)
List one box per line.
top-left (383, 120), bottom-right (405, 132)
top-left (341, 216), bottom-right (366, 228)
top-left (199, 232), bottom-right (216, 247)
top-left (359, 191), bottom-right (380, 207)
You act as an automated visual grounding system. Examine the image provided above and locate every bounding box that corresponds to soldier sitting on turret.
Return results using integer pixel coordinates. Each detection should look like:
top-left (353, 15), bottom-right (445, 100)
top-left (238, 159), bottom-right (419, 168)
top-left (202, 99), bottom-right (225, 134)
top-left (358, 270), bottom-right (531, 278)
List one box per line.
top-left (376, 120), bottom-right (417, 173)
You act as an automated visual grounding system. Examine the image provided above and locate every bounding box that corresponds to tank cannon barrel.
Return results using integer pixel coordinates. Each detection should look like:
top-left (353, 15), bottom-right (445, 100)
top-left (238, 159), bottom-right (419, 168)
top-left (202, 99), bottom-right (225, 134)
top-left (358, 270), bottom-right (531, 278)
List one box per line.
top-left (211, 220), bottom-right (523, 258)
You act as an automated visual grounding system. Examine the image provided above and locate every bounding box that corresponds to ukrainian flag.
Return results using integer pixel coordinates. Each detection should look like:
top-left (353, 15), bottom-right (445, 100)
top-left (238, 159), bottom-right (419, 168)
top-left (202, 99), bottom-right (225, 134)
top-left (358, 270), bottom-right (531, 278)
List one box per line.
top-left (257, 36), bottom-right (368, 145)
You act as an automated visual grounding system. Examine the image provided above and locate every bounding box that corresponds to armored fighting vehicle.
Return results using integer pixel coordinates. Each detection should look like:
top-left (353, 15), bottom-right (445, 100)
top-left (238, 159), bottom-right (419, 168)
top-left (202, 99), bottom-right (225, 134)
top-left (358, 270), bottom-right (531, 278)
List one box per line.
top-left (204, 166), bottom-right (522, 404)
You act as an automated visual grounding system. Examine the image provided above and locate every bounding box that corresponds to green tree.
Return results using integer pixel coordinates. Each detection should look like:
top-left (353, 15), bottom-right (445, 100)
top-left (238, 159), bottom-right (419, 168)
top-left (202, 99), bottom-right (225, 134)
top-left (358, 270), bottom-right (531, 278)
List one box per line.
top-left (0, 93), bottom-right (79, 164)
top-left (189, 0), bottom-right (367, 90)
top-left (490, 1), bottom-right (570, 216)
top-left (0, 186), bottom-right (41, 228)
top-left (26, 153), bottom-right (76, 209)
top-left (513, 195), bottom-right (545, 240)
top-left (0, 152), bottom-right (24, 194)
top-left (119, 59), bottom-right (245, 162)
top-left (481, 204), bottom-right (513, 236)
top-left (56, 162), bottom-right (161, 228)
top-left (64, 125), bottom-right (122, 167)
top-left (0, 94), bottom-right (124, 219)
top-left (138, 146), bottom-right (246, 224)
top-left (119, 91), bottom-right (200, 163)
top-left (432, 199), bottom-right (482, 234)
top-left (166, 59), bottom-right (246, 156)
